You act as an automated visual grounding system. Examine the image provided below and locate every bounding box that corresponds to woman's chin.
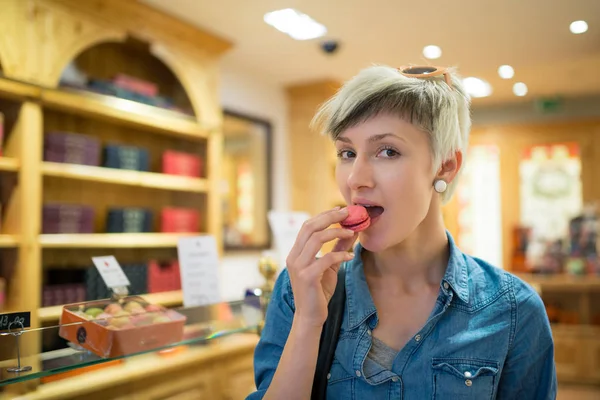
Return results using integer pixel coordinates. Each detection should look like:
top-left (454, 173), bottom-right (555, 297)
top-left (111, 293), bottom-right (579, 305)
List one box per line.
top-left (357, 233), bottom-right (388, 253)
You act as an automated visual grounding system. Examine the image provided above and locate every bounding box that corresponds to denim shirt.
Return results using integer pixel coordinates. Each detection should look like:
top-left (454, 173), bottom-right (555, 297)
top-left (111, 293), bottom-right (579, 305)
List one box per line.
top-left (247, 234), bottom-right (557, 399)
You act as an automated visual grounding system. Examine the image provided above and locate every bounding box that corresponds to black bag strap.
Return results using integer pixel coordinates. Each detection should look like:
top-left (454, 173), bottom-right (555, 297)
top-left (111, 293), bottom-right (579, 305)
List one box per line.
top-left (311, 263), bottom-right (347, 400)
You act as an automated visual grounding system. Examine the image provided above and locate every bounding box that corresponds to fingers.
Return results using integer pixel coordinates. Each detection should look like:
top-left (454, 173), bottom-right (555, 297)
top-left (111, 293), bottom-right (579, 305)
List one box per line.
top-left (298, 251), bottom-right (354, 283)
top-left (332, 232), bottom-right (359, 253)
top-left (295, 228), bottom-right (355, 267)
top-left (288, 207), bottom-right (348, 261)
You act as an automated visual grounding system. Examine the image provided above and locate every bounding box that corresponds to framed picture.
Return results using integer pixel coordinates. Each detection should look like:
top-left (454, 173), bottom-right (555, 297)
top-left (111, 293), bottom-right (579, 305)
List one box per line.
top-left (221, 110), bottom-right (273, 251)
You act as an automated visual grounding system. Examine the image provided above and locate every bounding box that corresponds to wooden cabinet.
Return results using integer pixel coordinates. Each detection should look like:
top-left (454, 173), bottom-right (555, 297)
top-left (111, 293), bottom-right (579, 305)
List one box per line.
top-left (518, 274), bottom-right (600, 385)
top-left (553, 325), bottom-right (587, 382)
top-left (219, 352), bottom-right (257, 400)
top-left (0, 0), bottom-right (230, 355)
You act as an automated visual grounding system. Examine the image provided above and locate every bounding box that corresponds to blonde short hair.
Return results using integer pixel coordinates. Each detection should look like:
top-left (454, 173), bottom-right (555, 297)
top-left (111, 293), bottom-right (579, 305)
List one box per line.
top-left (311, 65), bottom-right (472, 203)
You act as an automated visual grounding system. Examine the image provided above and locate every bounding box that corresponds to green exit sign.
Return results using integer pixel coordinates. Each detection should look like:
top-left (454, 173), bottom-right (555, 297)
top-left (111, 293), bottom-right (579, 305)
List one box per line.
top-left (535, 97), bottom-right (563, 114)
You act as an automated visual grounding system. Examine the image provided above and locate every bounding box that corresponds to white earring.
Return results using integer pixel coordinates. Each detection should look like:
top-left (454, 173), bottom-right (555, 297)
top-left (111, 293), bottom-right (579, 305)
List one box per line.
top-left (434, 180), bottom-right (448, 193)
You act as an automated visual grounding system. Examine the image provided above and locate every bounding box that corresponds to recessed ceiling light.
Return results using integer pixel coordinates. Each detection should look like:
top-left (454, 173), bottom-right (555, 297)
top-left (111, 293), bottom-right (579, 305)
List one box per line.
top-left (462, 77), bottom-right (493, 98)
top-left (498, 65), bottom-right (515, 79)
top-left (263, 8), bottom-right (327, 40)
top-left (513, 82), bottom-right (528, 97)
top-left (570, 20), bottom-right (588, 34)
top-left (423, 45), bottom-right (442, 60)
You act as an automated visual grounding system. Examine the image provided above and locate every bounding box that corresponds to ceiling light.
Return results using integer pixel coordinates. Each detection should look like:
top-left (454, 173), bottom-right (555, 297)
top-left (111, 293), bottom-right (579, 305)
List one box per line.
top-left (498, 65), bottom-right (515, 79)
top-left (263, 8), bottom-right (327, 40)
top-left (513, 82), bottom-right (528, 97)
top-left (423, 45), bottom-right (442, 60)
top-left (570, 20), bottom-right (588, 34)
top-left (462, 77), bottom-right (493, 98)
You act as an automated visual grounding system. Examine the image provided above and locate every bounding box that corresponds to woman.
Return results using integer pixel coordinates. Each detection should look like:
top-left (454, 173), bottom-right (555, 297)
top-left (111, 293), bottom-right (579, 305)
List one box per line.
top-left (247, 65), bottom-right (557, 399)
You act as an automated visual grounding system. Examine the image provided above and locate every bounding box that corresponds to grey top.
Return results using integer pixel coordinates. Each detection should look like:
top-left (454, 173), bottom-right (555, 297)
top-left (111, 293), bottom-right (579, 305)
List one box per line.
top-left (365, 336), bottom-right (398, 374)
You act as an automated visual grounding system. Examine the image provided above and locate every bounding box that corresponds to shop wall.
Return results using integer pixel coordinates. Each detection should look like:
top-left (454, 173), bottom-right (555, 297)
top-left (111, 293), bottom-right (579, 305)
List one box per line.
top-left (218, 58), bottom-right (290, 301)
top-left (446, 95), bottom-right (600, 270)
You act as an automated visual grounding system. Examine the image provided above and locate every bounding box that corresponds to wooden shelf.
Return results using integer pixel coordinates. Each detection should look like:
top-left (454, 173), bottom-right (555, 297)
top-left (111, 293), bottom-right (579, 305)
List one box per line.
top-left (516, 273), bottom-right (600, 292)
top-left (141, 290), bottom-right (183, 308)
top-left (40, 88), bottom-right (212, 140)
top-left (0, 157), bottom-right (19, 172)
top-left (38, 305), bottom-right (64, 323)
top-left (0, 235), bottom-right (19, 247)
top-left (551, 323), bottom-right (600, 336)
top-left (42, 162), bottom-right (208, 193)
top-left (0, 76), bottom-right (40, 100)
top-left (38, 290), bottom-right (183, 323)
top-left (39, 233), bottom-right (202, 249)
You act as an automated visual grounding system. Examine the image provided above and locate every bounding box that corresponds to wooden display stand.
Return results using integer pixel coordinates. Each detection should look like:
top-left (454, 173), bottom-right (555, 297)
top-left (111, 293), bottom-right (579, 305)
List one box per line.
top-left (0, 0), bottom-right (252, 396)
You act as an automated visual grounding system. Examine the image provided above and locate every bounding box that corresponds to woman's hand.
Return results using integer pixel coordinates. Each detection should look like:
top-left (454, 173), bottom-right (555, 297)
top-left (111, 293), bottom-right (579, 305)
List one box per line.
top-left (286, 207), bottom-right (358, 328)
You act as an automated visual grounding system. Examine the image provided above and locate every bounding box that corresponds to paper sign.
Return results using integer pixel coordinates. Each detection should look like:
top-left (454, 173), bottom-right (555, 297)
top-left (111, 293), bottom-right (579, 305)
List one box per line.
top-left (177, 235), bottom-right (221, 307)
top-left (92, 256), bottom-right (130, 289)
top-left (268, 211), bottom-right (311, 268)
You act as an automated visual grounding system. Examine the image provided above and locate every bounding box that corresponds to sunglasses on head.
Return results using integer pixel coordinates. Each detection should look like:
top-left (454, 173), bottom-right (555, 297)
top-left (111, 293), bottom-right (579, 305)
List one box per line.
top-left (398, 65), bottom-right (452, 88)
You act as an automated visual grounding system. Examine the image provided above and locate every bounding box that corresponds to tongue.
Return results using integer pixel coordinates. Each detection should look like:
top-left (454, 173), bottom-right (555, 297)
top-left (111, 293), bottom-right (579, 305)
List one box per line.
top-left (366, 206), bottom-right (384, 219)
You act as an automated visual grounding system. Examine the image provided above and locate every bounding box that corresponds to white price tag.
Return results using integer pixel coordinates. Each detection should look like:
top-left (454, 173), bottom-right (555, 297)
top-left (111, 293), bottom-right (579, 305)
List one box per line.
top-left (92, 256), bottom-right (130, 289)
top-left (177, 236), bottom-right (221, 308)
top-left (268, 211), bottom-right (311, 268)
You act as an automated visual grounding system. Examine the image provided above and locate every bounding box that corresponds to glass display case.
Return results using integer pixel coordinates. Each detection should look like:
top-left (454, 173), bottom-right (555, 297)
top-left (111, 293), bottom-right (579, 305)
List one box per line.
top-left (0, 299), bottom-right (261, 389)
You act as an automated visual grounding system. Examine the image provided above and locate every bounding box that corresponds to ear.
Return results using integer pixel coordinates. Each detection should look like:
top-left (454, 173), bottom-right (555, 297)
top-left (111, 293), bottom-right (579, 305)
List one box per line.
top-left (436, 150), bottom-right (463, 183)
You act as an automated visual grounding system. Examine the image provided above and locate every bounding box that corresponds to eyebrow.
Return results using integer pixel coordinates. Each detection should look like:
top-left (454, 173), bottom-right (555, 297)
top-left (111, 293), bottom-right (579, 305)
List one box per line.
top-left (336, 133), bottom-right (405, 144)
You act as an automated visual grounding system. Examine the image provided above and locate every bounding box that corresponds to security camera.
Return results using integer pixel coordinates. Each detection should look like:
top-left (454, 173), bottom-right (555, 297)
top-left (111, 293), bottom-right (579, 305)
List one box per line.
top-left (320, 40), bottom-right (340, 55)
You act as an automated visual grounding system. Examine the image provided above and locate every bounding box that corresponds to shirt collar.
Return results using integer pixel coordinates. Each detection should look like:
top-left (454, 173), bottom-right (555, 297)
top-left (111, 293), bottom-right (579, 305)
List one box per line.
top-left (344, 231), bottom-right (469, 330)
top-left (443, 231), bottom-right (470, 304)
top-left (345, 247), bottom-right (377, 330)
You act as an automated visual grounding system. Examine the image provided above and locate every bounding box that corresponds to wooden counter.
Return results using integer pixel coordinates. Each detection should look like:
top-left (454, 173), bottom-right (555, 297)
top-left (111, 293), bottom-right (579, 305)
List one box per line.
top-left (3, 333), bottom-right (259, 400)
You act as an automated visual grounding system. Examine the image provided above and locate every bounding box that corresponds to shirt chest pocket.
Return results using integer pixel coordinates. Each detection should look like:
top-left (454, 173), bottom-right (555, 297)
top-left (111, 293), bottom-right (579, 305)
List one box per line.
top-left (432, 358), bottom-right (499, 400)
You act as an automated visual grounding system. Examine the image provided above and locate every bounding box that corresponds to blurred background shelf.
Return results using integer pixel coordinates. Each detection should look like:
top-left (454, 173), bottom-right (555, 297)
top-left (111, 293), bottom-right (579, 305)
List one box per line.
top-left (0, 76), bottom-right (40, 100)
top-left (42, 162), bottom-right (208, 193)
top-left (516, 273), bottom-right (600, 292)
top-left (0, 157), bottom-right (19, 171)
top-left (40, 89), bottom-right (210, 140)
top-left (39, 233), bottom-right (201, 249)
top-left (0, 234), bottom-right (19, 247)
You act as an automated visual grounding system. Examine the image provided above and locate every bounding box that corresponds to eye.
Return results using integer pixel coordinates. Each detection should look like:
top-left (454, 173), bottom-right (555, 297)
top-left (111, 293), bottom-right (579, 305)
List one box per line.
top-left (377, 146), bottom-right (400, 158)
top-left (337, 150), bottom-right (356, 159)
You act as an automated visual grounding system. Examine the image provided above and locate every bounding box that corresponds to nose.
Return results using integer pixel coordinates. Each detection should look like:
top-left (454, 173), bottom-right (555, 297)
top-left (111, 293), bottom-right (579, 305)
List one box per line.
top-left (347, 155), bottom-right (375, 190)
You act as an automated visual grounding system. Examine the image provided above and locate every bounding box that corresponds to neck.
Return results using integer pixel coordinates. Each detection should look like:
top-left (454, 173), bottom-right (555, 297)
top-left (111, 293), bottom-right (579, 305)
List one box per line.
top-left (363, 202), bottom-right (449, 294)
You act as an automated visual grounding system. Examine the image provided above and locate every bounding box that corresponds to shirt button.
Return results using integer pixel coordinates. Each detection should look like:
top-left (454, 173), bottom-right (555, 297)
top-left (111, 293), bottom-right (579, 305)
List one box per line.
top-left (415, 334), bottom-right (421, 342)
top-left (327, 373), bottom-right (331, 380)
top-left (355, 370), bottom-right (361, 377)
top-left (367, 329), bottom-right (372, 336)
top-left (392, 377), bottom-right (399, 382)
top-left (464, 371), bottom-right (472, 378)
top-left (465, 379), bottom-right (473, 387)
top-left (443, 282), bottom-right (449, 290)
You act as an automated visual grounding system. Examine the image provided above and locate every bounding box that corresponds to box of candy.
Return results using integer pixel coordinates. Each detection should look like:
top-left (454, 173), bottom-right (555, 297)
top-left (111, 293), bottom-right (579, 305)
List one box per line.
top-left (147, 260), bottom-right (181, 293)
top-left (103, 144), bottom-right (150, 172)
top-left (58, 296), bottom-right (186, 358)
top-left (113, 74), bottom-right (158, 97)
top-left (44, 132), bottom-right (101, 166)
top-left (106, 208), bottom-right (153, 233)
top-left (161, 208), bottom-right (200, 233)
top-left (162, 150), bottom-right (203, 177)
top-left (42, 203), bottom-right (95, 234)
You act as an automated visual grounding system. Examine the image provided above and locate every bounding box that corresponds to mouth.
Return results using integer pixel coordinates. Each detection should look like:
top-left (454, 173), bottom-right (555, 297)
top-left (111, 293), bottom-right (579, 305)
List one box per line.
top-left (355, 203), bottom-right (384, 219)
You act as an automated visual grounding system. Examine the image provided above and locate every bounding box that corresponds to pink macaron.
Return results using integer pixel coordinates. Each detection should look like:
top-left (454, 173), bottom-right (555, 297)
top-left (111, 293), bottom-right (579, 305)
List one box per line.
top-left (340, 205), bottom-right (371, 232)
